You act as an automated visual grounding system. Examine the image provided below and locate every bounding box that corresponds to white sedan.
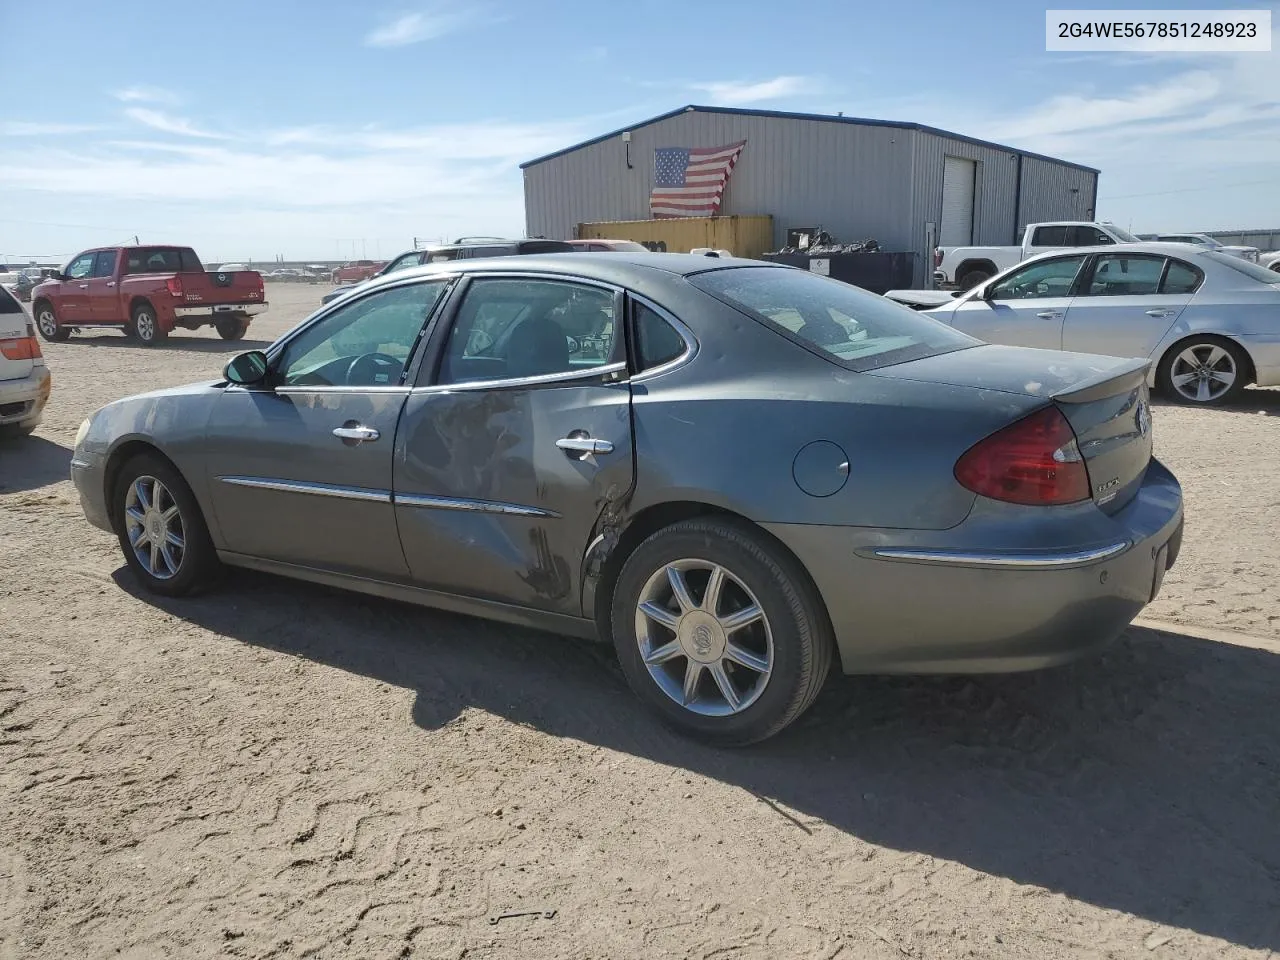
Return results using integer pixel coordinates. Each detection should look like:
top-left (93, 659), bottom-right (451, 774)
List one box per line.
top-left (903, 242), bottom-right (1280, 406)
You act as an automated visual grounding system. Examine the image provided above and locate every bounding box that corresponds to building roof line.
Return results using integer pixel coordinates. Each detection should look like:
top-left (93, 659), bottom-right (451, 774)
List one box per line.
top-left (519, 104), bottom-right (1100, 175)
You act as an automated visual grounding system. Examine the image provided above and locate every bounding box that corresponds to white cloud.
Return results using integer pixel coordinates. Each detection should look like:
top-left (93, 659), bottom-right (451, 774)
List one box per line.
top-left (124, 108), bottom-right (230, 140)
top-left (363, 5), bottom-right (484, 47)
top-left (1, 121), bottom-right (99, 136)
top-left (689, 75), bottom-right (818, 106)
top-left (112, 86), bottom-right (178, 105)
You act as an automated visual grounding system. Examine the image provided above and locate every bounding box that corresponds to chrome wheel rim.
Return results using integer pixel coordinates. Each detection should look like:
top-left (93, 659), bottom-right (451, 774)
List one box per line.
top-left (1170, 344), bottom-right (1236, 403)
top-left (135, 311), bottom-right (155, 340)
top-left (634, 559), bottom-right (774, 717)
top-left (37, 310), bottom-right (57, 337)
top-left (123, 476), bottom-right (185, 580)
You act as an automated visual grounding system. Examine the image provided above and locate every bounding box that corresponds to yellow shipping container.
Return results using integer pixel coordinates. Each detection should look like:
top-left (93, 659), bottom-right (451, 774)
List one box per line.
top-left (576, 215), bottom-right (773, 259)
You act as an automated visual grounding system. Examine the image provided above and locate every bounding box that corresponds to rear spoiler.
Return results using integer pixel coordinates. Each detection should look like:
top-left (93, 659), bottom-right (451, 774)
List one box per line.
top-left (1050, 357), bottom-right (1150, 404)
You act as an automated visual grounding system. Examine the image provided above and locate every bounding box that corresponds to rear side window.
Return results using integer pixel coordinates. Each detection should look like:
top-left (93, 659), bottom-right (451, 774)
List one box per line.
top-left (1161, 260), bottom-right (1203, 294)
top-left (632, 301), bottom-right (687, 372)
top-left (1031, 226), bottom-right (1069, 246)
top-left (691, 267), bottom-right (977, 372)
top-left (1084, 255), bottom-right (1163, 296)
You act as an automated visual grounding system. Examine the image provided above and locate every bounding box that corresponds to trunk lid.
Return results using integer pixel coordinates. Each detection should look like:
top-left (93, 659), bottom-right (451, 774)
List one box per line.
top-left (870, 344), bottom-right (1154, 513)
top-left (0, 286), bottom-right (33, 382)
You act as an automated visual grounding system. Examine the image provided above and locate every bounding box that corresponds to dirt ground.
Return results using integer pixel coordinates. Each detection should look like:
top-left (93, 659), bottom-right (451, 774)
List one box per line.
top-left (2, 282), bottom-right (1278, 960)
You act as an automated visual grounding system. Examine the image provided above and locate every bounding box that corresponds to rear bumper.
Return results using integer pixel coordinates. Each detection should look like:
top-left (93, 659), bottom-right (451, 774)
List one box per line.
top-left (764, 459), bottom-right (1184, 675)
top-left (173, 302), bottom-right (268, 320)
top-left (0, 365), bottom-right (51, 428)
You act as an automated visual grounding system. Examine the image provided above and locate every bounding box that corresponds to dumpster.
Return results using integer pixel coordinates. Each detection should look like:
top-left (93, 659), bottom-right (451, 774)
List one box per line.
top-left (760, 251), bottom-right (917, 295)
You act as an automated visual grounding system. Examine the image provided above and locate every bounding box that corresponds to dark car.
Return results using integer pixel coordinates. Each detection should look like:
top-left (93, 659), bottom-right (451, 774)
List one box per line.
top-left (70, 253), bottom-right (1183, 745)
top-left (320, 239), bottom-right (575, 305)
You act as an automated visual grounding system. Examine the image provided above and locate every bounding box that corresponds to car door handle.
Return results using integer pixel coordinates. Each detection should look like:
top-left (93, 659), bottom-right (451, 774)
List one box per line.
top-left (332, 425), bottom-right (380, 442)
top-left (106, 282), bottom-right (116, 288)
top-left (1145, 309), bottom-right (1175, 318)
top-left (78, 283), bottom-right (89, 289)
top-left (556, 437), bottom-right (614, 455)
top-left (1035, 311), bottom-right (1063, 320)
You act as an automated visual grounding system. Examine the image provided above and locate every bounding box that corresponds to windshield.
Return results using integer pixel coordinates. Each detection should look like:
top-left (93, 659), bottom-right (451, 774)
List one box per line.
top-left (1108, 226), bottom-right (1141, 243)
top-left (1203, 251), bottom-right (1280, 284)
top-left (691, 267), bottom-right (979, 371)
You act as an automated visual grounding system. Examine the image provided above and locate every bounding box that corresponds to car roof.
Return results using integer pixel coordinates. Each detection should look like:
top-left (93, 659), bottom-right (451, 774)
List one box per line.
top-left (1016, 241), bottom-right (1218, 263)
top-left (356, 251), bottom-right (788, 289)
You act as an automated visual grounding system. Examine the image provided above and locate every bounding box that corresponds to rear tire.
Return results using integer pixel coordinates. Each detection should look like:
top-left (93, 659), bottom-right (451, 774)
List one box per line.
top-left (958, 268), bottom-right (993, 290)
top-left (610, 518), bottom-right (833, 746)
top-left (130, 303), bottom-right (167, 346)
top-left (215, 316), bottom-right (250, 341)
top-left (34, 301), bottom-right (70, 342)
top-left (1157, 336), bottom-right (1249, 406)
top-left (112, 452), bottom-right (222, 597)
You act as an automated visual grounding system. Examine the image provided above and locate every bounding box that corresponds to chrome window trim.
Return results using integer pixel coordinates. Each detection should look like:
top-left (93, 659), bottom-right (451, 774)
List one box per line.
top-left (218, 476), bottom-right (391, 503)
top-left (414, 361), bottom-right (628, 394)
top-left (873, 540), bottom-right (1131, 569)
top-left (627, 292), bottom-right (698, 381)
top-left (271, 385), bottom-right (412, 396)
top-left (394, 492), bottom-right (560, 518)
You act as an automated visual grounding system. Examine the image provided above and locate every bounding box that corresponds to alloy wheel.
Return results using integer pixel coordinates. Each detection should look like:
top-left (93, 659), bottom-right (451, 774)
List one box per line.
top-left (123, 475), bottom-right (186, 580)
top-left (37, 310), bottom-right (57, 338)
top-left (634, 558), bottom-right (774, 717)
top-left (1170, 343), bottom-right (1237, 403)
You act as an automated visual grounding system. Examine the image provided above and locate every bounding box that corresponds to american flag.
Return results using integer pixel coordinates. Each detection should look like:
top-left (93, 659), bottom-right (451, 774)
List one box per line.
top-left (650, 141), bottom-right (746, 218)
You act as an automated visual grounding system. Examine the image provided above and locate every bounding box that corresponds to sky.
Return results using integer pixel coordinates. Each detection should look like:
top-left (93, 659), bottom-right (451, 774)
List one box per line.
top-left (1, 0), bottom-right (1277, 263)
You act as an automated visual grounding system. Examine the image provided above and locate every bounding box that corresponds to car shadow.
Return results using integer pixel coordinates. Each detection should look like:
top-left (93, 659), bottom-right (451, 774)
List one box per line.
top-left (0, 434), bottom-right (73, 492)
top-left (64, 332), bottom-right (274, 354)
top-left (116, 567), bottom-right (1280, 952)
top-left (1153, 386), bottom-right (1280, 417)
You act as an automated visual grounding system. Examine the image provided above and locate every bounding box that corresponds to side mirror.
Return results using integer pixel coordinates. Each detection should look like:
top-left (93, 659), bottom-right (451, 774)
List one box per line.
top-left (224, 350), bottom-right (269, 385)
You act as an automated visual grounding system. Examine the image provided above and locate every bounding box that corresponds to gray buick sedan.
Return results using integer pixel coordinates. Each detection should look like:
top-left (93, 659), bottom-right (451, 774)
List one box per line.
top-left (70, 254), bottom-right (1184, 745)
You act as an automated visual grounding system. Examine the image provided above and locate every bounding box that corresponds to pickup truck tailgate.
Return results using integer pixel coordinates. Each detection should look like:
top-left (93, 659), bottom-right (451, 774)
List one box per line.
top-left (178, 270), bottom-right (266, 305)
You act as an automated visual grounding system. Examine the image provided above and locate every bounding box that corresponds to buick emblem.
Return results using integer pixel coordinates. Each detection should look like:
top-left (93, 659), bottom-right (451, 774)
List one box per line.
top-left (1135, 398), bottom-right (1151, 437)
top-left (691, 624), bottom-right (715, 657)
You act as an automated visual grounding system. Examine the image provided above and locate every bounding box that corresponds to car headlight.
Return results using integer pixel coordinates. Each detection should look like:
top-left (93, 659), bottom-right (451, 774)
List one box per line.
top-left (74, 417), bottom-right (92, 449)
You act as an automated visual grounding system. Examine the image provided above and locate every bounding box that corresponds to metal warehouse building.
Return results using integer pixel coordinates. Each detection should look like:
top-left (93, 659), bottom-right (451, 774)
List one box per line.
top-left (522, 105), bottom-right (1100, 287)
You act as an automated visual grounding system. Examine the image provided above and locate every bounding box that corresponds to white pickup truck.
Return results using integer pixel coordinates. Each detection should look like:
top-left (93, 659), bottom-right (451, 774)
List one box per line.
top-left (934, 221), bottom-right (1141, 290)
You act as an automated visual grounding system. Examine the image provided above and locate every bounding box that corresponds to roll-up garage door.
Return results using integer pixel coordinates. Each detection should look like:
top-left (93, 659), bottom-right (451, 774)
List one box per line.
top-left (940, 157), bottom-right (976, 246)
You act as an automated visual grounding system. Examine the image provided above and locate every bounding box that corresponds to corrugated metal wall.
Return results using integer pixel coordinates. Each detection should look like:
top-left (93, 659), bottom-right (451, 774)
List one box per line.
top-left (1017, 157), bottom-right (1097, 233)
top-left (524, 111), bottom-right (1099, 288)
top-left (578, 215), bottom-right (775, 257)
top-left (1205, 229), bottom-right (1280, 249)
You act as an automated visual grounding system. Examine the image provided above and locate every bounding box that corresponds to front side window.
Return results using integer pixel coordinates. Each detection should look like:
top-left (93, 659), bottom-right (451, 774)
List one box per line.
top-left (277, 280), bottom-right (449, 388)
top-left (989, 255), bottom-right (1087, 301)
top-left (691, 266), bottom-right (976, 371)
top-left (1069, 226), bottom-right (1115, 247)
top-left (438, 278), bottom-right (617, 384)
top-left (65, 253), bottom-right (95, 279)
top-left (1084, 255), bottom-right (1165, 296)
top-left (425, 249), bottom-right (461, 263)
top-left (91, 251), bottom-right (116, 278)
top-left (384, 252), bottom-right (424, 275)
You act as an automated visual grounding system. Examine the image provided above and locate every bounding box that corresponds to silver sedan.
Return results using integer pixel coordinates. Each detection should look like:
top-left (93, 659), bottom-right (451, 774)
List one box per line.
top-left (913, 243), bottom-right (1280, 405)
top-left (70, 254), bottom-right (1183, 745)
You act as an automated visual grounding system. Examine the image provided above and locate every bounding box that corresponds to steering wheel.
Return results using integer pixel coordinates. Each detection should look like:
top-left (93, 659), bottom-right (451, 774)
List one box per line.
top-left (345, 352), bottom-right (403, 386)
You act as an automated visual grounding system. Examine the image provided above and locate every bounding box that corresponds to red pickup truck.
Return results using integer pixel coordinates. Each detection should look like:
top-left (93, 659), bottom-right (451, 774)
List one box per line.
top-left (330, 260), bottom-right (385, 284)
top-left (31, 246), bottom-right (268, 346)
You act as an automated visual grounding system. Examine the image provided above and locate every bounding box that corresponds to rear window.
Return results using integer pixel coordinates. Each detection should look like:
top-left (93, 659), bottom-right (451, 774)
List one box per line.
top-left (690, 267), bottom-right (978, 371)
top-left (0, 284), bottom-right (21, 314)
top-left (1202, 251), bottom-right (1280, 284)
top-left (516, 241), bottom-right (574, 254)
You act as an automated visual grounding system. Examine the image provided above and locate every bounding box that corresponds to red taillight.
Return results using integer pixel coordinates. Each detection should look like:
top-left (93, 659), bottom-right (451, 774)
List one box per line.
top-left (165, 276), bottom-right (184, 298)
top-left (933, 248), bottom-right (944, 268)
top-left (955, 406), bottom-right (1090, 506)
top-left (0, 335), bottom-right (41, 361)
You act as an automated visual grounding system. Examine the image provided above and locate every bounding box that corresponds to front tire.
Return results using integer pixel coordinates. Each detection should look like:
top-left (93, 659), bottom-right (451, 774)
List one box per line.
top-left (130, 303), bottom-right (167, 346)
top-left (610, 518), bottom-right (833, 746)
top-left (34, 301), bottom-right (71, 342)
top-left (112, 453), bottom-right (222, 596)
top-left (1158, 336), bottom-right (1249, 406)
top-left (215, 315), bottom-right (250, 340)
